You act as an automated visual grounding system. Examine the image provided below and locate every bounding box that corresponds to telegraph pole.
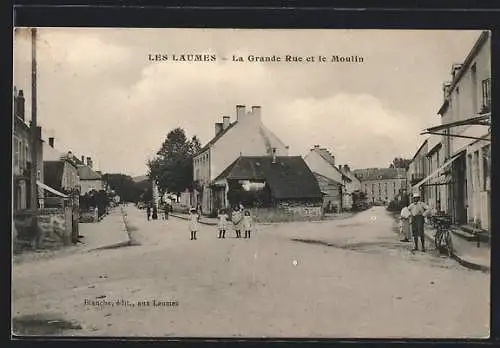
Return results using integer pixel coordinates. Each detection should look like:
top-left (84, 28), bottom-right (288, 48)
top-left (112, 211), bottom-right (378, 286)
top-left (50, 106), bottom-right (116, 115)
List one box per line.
top-left (30, 28), bottom-right (39, 245)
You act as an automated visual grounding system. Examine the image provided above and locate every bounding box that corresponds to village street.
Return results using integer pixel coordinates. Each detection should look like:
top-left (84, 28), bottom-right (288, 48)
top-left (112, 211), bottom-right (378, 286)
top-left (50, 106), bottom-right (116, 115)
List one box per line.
top-left (12, 206), bottom-right (489, 338)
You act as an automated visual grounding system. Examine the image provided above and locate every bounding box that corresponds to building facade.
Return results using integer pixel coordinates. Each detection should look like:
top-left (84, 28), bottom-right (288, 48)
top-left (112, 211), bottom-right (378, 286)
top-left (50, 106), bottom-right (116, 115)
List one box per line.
top-left (420, 31), bottom-right (491, 229)
top-left (407, 140), bottom-right (429, 198)
top-left (43, 139), bottom-right (80, 193)
top-left (354, 168), bottom-right (407, 204)
top-left (303, 145), bottom-right (352, 211)
top-left (13, 87), bottom-right (44, 212)
top-left (192, 105), bottom-right (289, 215)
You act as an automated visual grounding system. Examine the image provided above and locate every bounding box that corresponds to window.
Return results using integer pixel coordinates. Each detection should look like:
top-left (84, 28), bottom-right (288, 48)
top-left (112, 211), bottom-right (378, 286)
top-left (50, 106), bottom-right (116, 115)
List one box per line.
top-left (371, 183), bottom-right (375, 194)
top-left (482, 78), bottom-right (491, 113)
top-left (384, 182), bottom-right (388, 194)
top-left (483, 145), bottom-right (490, 191)
top-left (471, 63), bottom-right (478, 113)
top-left (13, 136), bottom-right (20, 170)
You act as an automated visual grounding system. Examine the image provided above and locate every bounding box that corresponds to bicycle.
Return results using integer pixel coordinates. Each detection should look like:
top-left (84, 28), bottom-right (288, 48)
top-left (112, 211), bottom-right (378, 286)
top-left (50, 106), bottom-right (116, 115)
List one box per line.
top-left (432, 215), bottom-right (454, 256)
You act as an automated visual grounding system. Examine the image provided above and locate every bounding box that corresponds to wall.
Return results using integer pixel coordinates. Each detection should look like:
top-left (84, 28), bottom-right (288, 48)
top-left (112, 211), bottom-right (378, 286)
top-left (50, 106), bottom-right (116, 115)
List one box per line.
top-left (247, 200), bottom-right (323, 223)
top-left (79, 179), bottom-right (104, 195)
top-left (61, 161), bottom-right (79, 190)
top-left (361, 178), bottom-right (406, 203)
top-left (13, 207), bottom-right (72, 249)
top-left (438, 32), bottom-right (491, 229)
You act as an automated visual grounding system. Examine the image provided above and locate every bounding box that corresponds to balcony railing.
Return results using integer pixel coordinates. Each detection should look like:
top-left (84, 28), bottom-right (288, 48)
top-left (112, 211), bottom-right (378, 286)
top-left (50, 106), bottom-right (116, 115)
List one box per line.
top-left (410, 173), bottom-right (425, 185)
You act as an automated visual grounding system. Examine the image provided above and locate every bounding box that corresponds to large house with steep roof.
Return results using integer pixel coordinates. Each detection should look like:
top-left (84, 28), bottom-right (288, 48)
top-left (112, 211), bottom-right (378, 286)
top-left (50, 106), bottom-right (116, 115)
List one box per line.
top-left (303, 145), bottom-right (352, 212)
top-left (212, 154), bottom-right (323, 220)
top-left (190, 105), bottom-right (289, 215)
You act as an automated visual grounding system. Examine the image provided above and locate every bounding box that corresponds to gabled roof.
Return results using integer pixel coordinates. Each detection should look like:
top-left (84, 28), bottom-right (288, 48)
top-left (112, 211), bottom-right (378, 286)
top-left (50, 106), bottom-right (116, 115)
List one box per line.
top-left (313, 172), bottom-right (343, 186)
top-left (77, 165), bottom-right (102, 180)
top-left (310, 147), bottom-right (352, 182)
top-left (197, 122), bottom-right (238, 155)
top-left (43, 161), bottom-right (65, 190)
top-left (214, 156), bottom-right (323, 200)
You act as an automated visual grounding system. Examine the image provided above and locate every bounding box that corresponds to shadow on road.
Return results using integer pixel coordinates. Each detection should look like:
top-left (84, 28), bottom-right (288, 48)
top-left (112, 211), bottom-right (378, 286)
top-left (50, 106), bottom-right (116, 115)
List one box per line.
top-left (12, 314), bottom-right (81, 336)
top-left (88, 240), bottom-right (141, 252)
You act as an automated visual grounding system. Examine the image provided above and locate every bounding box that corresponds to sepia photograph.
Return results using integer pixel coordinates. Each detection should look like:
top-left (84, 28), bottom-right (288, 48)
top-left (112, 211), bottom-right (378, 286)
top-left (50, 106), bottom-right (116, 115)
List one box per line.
top-left (12, 28), bottom-right (491, 338)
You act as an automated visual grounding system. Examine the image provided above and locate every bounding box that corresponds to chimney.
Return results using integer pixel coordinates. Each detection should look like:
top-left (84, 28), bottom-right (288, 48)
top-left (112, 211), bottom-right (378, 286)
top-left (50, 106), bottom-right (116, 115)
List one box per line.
top-left (16, 90), bottom-right (25, 121)
top-left (81, 155), bottom-right (85, 163)
top-left (451, 63), bottom-right (462, 79)
top-left (236, 105), bottom-right (245, 121)
top-left (86, 157), bottom-right (93, 168)
top-left (48, 137), bottom-right (54, 148)
top-left (313, 145), bottom-right (320, 150)
top-left (338, 164), bottom-right (342, 170)
top-left (222, 116), bottom-right (230, 130)
top-left (442, 82), bottom-right (451, 100)
top-left (272, 148), bottom-right (277, 163)
top-left (215, 122), bottom-right (223, 136)
top-left (251, 106), bottom-right (261, 120)
top-left (343, 164), bottom-right (350, 172)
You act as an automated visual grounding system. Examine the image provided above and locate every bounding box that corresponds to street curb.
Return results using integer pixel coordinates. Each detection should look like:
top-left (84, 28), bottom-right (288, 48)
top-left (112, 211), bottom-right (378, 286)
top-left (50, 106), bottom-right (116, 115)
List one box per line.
top-left (423, 228), bottom-right (490, 273)
top-left (170, 213), bottom-right (218, 226)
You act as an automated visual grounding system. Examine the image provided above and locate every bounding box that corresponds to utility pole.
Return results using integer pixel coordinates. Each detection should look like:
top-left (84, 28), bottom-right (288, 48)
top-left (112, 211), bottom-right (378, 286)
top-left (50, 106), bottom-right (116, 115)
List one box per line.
top-left (30, 28), bottom-right (39, 245)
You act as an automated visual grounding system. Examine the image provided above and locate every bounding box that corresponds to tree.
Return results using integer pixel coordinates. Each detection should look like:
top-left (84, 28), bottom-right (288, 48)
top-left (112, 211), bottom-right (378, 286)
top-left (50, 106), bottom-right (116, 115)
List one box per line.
top-left (147, 128), bottom-right (202, 198)
top-left (390, 157), bottom-right (411, 169)
top-left (102, 173), bottom-right (139, 202)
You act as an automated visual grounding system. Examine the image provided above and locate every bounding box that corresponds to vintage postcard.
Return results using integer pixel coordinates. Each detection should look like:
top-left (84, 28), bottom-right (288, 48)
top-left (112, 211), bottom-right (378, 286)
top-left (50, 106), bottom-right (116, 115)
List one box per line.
top-left (12, 28), bottom-right (491, 338)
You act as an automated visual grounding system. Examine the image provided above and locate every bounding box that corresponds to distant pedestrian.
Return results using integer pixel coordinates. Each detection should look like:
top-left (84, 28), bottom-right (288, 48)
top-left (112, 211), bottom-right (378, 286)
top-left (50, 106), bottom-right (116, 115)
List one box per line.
top-left (217, 208), bottom-right (228, 239)
top-left (146, 205), bottom-right (151, 221)
top-left (189, 208), bottom-right (199, 240)
top-left (163, 203), bottom-right (169, 220)
top-left (152, 206), bottom-right (158, 220)
top-left (243, 210), bottom-right (253, 239)
top-left (400, 205), bottom-right (411, 242)
top-left (231, 205), bottom-right (243, 238)
top-left (408, 192), bottom-right (430, 251)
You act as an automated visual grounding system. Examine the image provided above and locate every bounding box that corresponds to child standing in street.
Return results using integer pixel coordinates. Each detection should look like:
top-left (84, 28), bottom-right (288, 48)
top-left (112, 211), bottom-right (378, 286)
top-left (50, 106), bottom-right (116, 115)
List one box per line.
top-left (189, 208), bottom-right (199, 240)
top-left (243, 210), bottom-right (253, 239)
top-left (217, 209), bottom-right (228, 239)
top-left (231, 205), bottom-right (243, 238)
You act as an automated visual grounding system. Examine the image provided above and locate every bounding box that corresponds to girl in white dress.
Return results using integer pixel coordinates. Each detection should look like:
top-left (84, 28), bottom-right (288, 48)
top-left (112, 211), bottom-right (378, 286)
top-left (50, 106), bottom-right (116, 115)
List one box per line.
top-left (217, 209), bottom-right (228, 239)
top-left (189, 208), bottom-right (199, 240)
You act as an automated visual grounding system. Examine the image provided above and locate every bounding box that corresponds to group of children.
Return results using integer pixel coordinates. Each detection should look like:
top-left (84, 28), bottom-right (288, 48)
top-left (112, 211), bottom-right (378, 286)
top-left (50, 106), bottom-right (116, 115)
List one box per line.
top-left (188, 205), bottom-right (253, 241)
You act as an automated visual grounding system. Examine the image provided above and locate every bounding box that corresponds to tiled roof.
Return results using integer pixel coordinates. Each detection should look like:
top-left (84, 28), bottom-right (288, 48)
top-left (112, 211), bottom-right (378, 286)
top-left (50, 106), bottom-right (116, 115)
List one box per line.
top-left (311, 147), bottom-right (352, 182)
top-left (43, 161), bottom-right (65, 191)
top-left (315, 148), bottom-right (336, 167)
top-left (352, 168), bottom-right (406, 181)
top-left (214, 156), bottom-right (323, 200)
top-left (77, 165), bottom-right (102, 180)
top-left (313, 172), bottom-right (343, 186)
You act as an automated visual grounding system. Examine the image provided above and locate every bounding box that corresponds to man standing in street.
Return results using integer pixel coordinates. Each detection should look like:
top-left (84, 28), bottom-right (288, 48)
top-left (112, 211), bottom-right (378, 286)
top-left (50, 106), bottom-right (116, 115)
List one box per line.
top-left (408, 192), bottom-right (430, 252)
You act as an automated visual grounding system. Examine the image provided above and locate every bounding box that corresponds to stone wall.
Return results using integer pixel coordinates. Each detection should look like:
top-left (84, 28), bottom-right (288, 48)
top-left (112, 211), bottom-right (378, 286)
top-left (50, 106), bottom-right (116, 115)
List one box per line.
top-left (247, 200), bottom-right (323, 223)
top-left (13, 207), bottom-right (73, 250)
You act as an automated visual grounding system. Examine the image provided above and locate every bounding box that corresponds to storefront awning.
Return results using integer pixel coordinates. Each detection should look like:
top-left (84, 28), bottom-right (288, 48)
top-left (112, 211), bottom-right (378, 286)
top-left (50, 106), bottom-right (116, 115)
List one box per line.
top-left (411, 152), bottom-right (462, 190)
top-left (421, 114), bottom-right (491, 141)
top-left (36, 180), bottom-right (69, 198)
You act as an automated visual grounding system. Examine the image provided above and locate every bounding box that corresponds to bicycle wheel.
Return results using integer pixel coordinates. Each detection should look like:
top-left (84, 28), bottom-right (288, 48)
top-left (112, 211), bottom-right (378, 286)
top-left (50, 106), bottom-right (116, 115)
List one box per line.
top-left (445, 231), bottom-right (454, 256)
top-left (435, 230), bottom-right (443, 250)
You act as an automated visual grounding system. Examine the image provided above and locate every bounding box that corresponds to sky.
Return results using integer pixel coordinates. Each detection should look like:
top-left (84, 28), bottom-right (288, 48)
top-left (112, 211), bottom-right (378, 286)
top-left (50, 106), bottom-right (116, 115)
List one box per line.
top-left (13, 28), bottom-right (483, 177)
